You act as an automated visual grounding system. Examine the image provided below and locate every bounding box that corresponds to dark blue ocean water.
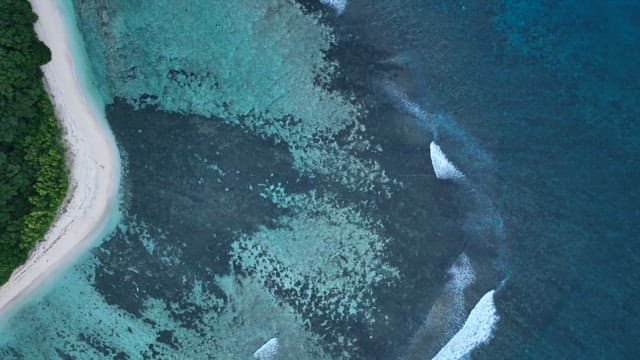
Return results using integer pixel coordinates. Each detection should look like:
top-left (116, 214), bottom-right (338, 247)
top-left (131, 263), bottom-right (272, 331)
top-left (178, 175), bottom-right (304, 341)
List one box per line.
top-left (0, 0), bottom-right (638, 359)
top-left (322, 1), bottom-right (640, 357)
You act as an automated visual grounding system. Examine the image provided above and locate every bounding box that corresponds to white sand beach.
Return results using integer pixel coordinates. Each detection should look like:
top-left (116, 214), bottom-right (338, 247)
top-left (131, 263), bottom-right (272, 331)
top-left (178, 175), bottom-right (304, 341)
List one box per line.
top-left (0, 0), bottom-right (119, 315)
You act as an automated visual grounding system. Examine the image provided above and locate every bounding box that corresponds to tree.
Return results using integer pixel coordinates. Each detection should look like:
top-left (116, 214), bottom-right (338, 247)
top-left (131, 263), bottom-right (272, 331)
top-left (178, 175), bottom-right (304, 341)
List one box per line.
top-left (0, 0), bottom-right (68, 284)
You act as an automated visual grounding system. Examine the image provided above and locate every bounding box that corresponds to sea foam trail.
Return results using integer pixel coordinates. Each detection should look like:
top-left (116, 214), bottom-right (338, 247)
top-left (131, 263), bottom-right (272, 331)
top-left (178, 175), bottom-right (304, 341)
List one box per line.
top-left (403, 254), bottom-right (475, 360)
top-left (446, 254), bottom-right (476, 323)
top-left (380, 79), bottom-right (436, 133)
top-left (254, 337), bottom-right (278, 360)
top-left (319, 0), bottom-right (347, 15)
top-left (430, 142), bottom-right (464, 180)
top-left (380, 79), bottom-right (504, 357)
top-left (381, 80), bottom-right (496, 178)
top-left (432, 290), bottom-right (499, 360)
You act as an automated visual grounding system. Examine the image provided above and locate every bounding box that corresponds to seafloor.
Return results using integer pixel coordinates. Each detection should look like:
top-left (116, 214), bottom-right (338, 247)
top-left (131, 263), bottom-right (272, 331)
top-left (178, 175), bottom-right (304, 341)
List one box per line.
top-left (1, 0), bottom-right (638, 359)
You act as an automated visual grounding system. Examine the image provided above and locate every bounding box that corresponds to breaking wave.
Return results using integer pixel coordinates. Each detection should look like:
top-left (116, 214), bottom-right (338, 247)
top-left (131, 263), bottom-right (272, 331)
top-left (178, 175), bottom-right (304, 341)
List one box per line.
top-left (380, 78), bottom-right (506, 358)
top-left (430, 142), bottom-right (465, 180)
top-left (402, 254), bottom-right (476, 359)
top-left (432, 290), bottom-right (500, 360)
top-left (381, 78), bottom-right (495, 182)
top-left (319, 0), bottom-right (347, 15)
top-left (253, 337), bottom-right (279, 360)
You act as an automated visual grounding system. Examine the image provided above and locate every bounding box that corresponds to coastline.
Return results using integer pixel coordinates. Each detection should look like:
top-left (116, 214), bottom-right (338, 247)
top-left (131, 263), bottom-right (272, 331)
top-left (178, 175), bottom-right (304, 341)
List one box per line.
top-left (0, 0), bottom-right (119, 316)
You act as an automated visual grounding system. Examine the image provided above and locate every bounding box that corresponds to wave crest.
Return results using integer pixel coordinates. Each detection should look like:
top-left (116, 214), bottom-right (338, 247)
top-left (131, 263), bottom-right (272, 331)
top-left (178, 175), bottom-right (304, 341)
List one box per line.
top-left (319, 0), bottom-right (347, 15)
top-left (254, 337), bottom-right (279, 360)
top-left (430, 142), bottom-right (464, 180)
top-left (432, 290), bottom-right (499, 360)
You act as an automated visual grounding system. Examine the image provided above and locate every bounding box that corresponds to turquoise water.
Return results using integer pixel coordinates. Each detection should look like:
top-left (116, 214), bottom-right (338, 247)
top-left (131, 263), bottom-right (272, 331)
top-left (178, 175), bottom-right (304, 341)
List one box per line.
top-left (1, 0), bottom-right (638, 358)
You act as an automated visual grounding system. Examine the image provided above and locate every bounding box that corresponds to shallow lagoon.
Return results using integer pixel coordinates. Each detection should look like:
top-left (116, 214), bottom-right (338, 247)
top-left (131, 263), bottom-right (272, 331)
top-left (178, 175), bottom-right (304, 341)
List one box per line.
top-left (1, 0), bottom-right (638, 359)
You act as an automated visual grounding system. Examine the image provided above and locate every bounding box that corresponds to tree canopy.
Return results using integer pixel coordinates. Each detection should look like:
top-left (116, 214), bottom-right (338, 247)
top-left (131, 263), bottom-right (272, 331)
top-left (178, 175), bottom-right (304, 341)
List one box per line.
top-left (0, 0), bottom-right (68, 284)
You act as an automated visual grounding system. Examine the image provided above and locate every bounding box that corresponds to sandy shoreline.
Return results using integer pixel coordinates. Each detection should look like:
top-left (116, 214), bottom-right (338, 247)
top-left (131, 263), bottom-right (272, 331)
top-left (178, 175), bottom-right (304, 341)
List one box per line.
top-left (0, 0), bottom-right (119, 316)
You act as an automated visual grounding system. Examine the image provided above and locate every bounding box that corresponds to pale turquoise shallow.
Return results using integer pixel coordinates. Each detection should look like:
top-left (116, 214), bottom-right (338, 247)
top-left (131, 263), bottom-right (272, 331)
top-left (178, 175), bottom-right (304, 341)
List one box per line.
top-left (1, 0), bottom-right (638, 359)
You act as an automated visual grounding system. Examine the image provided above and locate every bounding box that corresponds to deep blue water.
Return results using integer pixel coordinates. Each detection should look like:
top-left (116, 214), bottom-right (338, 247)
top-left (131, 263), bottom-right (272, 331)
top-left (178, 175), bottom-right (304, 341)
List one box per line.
top-left (0, 0), bottom-right (638, 359)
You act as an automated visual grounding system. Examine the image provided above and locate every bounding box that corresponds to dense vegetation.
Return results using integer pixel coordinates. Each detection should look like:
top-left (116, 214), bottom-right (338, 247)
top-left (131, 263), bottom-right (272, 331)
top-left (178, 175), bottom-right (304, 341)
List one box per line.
top-left (0, 0), bottom-right (68, 284)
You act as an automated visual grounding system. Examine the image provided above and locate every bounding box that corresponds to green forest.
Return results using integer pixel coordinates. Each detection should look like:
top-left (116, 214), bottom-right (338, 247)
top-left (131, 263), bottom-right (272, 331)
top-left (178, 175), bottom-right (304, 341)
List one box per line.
top-left (0, 0), bottom-right (68, 284)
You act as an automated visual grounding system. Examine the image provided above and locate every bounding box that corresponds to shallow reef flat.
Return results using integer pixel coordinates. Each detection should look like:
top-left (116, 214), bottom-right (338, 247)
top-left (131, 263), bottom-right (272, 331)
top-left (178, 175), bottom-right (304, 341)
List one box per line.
top-left (74, 0), bottom-right (391, 194)
top-left (2, 0), bottom-right (637, 359)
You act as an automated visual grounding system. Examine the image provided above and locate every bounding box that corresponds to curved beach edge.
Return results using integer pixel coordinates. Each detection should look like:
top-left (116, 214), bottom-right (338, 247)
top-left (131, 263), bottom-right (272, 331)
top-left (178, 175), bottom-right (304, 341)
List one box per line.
top-left (0, 0), bottom-right (120, 316)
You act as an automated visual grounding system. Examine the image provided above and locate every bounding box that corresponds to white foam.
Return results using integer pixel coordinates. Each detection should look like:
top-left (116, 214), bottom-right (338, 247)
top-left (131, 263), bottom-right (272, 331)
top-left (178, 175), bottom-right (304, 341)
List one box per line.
top-left (398, 94), bottom-right (429, 122)
top-left (430, 142), bottom-right (464, 180)
top-left (403, 253), bottom-right (475, 359)
top-left (448, 253), bottom-right (475, 292)
top-left (442, 253), bottom-right (476, 332)
top-left (432, 290), bottom-right (499, 360)
top-left (381, 80), bottom-right (430, 121)
top-left (319, 0), bottom-right (347, 15)
top-left (254, 337), bottom-right (279, 360)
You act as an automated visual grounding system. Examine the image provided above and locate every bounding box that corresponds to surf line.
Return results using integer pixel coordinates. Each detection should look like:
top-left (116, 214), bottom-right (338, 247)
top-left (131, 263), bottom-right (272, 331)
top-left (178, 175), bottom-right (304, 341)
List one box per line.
top-left (382, 79), bottom-right (506, 359)
top-left (426, 119), bottom-right (503, 360)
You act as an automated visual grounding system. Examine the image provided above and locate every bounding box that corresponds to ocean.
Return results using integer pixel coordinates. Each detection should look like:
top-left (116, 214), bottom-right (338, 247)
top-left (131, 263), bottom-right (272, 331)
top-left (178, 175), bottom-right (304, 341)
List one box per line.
top-left (1, 0), bottom-right (638, 358)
